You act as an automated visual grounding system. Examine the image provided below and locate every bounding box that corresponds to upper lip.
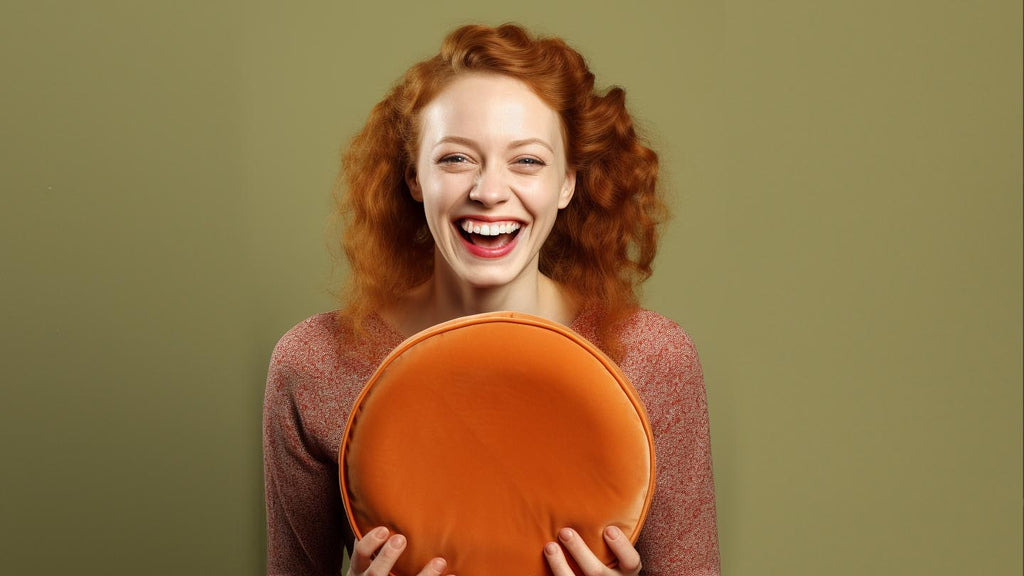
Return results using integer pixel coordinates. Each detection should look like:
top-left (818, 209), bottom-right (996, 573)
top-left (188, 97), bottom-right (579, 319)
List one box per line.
top-left (454, 215), bottom-right (525, 224)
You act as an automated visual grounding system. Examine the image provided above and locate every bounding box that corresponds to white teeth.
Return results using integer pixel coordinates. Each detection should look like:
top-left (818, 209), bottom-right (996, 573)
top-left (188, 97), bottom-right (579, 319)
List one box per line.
top-left (459, 220), bottom-right (521, 236)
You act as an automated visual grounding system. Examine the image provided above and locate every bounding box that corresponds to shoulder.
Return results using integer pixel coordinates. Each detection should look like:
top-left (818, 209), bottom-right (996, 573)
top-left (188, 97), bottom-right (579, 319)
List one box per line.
top-left (263, 313), bottom-right (359, 467)
top-left (273, 312), bottom-right (341, 353)
top-left (266, 310), bottom-right (400, 395)
top-left (612, 309), bottom-right (706, 412)
top-left (265, 311), bottom-right (355, 396)
top-left (269, 313), bottom-right (343, 371)
top-left (616, 309), bottom-right (701, 369)
top-left (263, 313), bottom-right (361, 446)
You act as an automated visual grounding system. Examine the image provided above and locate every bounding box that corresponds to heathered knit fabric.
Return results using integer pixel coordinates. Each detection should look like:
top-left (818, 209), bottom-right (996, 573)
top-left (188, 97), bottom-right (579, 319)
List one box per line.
top-left (263, 307), bottom-right (720, 575)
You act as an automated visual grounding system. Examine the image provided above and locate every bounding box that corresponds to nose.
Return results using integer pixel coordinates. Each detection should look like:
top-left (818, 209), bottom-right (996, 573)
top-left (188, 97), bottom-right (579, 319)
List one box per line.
top-left (467, 167), bottom-right (510, 206)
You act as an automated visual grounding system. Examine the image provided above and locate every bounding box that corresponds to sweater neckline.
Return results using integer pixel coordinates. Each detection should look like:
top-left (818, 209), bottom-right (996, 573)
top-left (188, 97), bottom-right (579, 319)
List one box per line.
top-left (368, 306), bottom-right (595, 346)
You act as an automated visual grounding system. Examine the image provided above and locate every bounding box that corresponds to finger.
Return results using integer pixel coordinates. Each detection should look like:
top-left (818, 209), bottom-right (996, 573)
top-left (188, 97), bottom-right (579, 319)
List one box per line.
top-left (415, 557), bottom-right (448, 576)
top-left (351, 527), bottom-right (390, 574)
top-left (555, 527), bottom-right (609, 575)
top-left (365, 534), bottom-right (407, 576)
top-left (603, 526), bottom-right (642, 575)
top-left (543, 540), bottom-right (578, 576)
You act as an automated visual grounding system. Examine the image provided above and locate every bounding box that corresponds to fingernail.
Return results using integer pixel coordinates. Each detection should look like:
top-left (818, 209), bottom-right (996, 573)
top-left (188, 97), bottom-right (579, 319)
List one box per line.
top-left (544, 542), bottom-right (560, 556)
top-left (429, 558), bottom-right (446, 572)
top-left (605, 526), bottom-right (619, 540)
top-left (558, 527), bottom-right (574, 543)
top-left (373, 527), bottom-right (389, 539)
top-left (389, 534), bottom-right (406, 549)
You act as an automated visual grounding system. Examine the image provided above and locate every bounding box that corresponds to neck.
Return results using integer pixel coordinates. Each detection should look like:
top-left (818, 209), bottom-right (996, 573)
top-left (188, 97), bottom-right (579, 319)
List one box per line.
top-left (388, 258), bottom-right (577, 337)
top-left (429, 261), bottom-right (554, 323)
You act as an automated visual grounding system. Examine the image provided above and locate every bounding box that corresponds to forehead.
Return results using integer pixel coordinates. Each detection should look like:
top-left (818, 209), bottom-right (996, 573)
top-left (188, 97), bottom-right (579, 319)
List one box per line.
top-left (418, 74), bottom-right (564, 151)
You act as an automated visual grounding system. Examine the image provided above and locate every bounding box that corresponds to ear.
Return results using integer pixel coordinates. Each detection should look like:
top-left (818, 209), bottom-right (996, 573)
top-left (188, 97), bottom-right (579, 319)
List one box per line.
top-left (557, 169), bottom-right (576, 209)
top-left (406, 165), bottom-right (423, 203)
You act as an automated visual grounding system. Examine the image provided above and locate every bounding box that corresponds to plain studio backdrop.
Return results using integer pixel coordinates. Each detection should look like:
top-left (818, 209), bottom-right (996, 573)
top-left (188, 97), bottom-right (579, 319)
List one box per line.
top-left (1, 1), bottom-right (1020, 574)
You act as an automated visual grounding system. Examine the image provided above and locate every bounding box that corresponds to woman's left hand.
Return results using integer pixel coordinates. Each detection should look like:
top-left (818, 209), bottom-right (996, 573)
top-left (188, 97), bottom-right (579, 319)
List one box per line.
top-left (544, 526), bottom-right (642, 576)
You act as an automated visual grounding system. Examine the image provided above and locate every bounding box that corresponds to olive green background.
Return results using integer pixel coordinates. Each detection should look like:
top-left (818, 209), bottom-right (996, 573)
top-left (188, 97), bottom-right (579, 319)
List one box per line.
top-left (1, 1), bottom-right (1020, 574)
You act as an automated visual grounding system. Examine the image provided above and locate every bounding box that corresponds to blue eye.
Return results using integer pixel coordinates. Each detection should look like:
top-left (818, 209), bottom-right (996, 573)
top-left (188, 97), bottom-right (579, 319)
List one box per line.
top-left (516, 157), bottom-right (545, 166)
top-left (439, 154), bottom-right (469, 164)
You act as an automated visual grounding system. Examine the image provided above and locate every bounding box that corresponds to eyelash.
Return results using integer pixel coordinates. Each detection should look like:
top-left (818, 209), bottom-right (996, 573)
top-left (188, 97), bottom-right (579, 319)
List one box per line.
top-left (516, 157), bottom-right (545, 166)
top-left (436, 154), bottom-right (546, 167)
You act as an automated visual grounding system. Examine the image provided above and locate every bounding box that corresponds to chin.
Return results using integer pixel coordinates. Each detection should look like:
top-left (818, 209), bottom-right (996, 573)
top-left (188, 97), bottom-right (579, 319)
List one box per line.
top-left (444, 256), bottom-right (534, 290)
top-left (435, 241), bottom-right (539, 291)
top-left (458, 270), bottom-right (523, 289)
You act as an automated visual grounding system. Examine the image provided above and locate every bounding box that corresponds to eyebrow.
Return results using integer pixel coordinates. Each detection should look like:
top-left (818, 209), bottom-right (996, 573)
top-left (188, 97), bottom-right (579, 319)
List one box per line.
top-left (433, 136), bottom-right (555, 154)
top-left (510, 138), bottom-right (555, 153)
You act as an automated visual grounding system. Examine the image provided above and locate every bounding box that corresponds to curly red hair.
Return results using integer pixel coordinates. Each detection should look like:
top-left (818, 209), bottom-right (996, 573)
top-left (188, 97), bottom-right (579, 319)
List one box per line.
top-left (336, 23), bottom-right (667, 357)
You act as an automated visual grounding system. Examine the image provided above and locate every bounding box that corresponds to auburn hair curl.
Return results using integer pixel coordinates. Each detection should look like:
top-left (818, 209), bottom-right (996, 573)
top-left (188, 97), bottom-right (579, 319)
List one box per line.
top-left (336, 23), bottom-right (668, 357)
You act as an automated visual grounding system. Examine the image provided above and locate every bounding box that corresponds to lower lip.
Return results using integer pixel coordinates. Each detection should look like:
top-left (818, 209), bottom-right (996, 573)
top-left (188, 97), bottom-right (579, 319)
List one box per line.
top-left (457, 226), bottom-right (520, 259)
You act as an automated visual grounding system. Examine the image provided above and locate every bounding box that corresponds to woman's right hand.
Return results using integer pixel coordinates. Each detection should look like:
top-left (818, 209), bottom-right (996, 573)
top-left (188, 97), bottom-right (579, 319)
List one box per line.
top-left (347, 526), bottom-right (452, 576)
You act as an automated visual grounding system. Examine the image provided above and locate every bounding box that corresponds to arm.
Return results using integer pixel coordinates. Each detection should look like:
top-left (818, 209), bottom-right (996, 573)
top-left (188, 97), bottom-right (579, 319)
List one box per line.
top-left (633, 322), bottom-right (721, 575)
top-left (263, 325), bottom-right (451, 576)
top-left (263, 341), bottom-right (349, 575)
top-left (545, 315), bottom-right (720, 575)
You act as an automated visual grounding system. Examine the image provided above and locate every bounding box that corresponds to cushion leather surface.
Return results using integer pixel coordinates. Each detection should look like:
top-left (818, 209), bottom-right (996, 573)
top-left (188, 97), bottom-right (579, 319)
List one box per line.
top-left (339, 312), bottom-right (655, 576)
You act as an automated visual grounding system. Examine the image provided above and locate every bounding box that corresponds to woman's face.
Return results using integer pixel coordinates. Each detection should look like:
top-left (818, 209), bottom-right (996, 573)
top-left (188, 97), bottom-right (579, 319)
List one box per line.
top-left (408, 73), bottom-right (575, 291)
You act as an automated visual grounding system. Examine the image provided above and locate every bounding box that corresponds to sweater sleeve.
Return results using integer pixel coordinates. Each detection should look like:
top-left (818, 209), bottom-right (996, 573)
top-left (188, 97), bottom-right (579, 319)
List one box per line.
top-left (263, 332), bottom-right (349, 576)
top-left (630, 318), bottom-right (721, 575)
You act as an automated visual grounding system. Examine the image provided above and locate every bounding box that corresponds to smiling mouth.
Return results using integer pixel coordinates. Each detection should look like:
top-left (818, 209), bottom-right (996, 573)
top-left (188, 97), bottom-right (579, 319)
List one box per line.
top-left (457, 219), bottom-right (522, 249)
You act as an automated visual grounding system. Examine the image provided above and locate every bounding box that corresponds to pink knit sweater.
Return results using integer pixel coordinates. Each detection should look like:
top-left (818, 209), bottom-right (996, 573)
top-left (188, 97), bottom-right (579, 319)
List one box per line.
top-left (263, 307), bottom-right (720, 575)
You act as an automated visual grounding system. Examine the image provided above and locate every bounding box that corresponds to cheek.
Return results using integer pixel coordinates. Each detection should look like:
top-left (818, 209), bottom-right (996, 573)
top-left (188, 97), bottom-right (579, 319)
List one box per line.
top-left (520, 176), bottom-right (567, 213)
top-left (421, 172), bottom-right (474, 209)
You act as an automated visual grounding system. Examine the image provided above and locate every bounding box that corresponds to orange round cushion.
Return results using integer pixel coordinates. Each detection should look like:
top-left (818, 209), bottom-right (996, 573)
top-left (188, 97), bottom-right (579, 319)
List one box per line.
top-left (339, 312), bottom-right (655, 576)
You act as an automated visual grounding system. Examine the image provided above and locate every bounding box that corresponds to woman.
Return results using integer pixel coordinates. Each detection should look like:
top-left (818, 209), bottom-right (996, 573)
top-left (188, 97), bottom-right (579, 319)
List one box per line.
top-left (264, 24), bottom-right (720, 576)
